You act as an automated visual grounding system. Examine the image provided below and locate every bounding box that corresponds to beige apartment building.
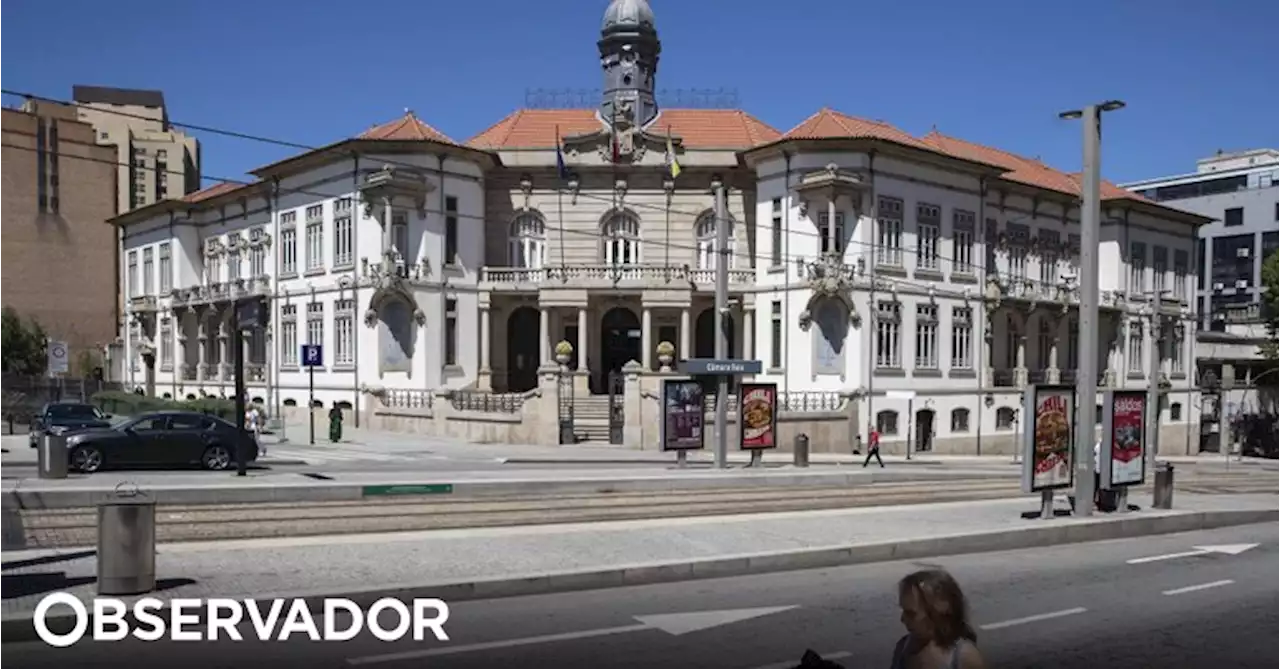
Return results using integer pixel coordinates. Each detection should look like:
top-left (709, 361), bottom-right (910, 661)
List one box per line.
top-left (70, 85), bottom-right (201, 212)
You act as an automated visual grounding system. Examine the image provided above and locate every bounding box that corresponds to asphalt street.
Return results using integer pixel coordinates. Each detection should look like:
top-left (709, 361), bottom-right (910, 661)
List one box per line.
top-left (4, 523), bottom-right (1275, 669)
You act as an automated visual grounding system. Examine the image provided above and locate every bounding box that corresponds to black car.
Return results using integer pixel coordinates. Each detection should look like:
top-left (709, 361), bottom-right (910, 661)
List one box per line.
top-left (63, 410), bottom-right (260, 473)
top-left (29, 402), bottom-right (115, 448)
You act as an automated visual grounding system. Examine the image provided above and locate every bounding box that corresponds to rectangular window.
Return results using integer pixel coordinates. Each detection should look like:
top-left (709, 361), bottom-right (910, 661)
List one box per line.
top-left (1128, 323), bottom-right (1143, 374)
top-left (1223, 207), bottom-right (1243, 227)
top-left (249, 228), bottom-right (266, 277)
top-left (875, 301), bottom-right (901, 368)
top-left (281, 305), bottom-right (298, 366)
top-left (950, 307), bottom-right (972, 369)
top-left (306, 205), bottom-right (324, 271)
top-left (142, 247), bottom-right (154, 295)
top-left (445, 195), bottom-right (459, 265)
top-left (1067, 319), bottom-right (1079, 371)
top-left (334, 197), bottom-right (354, 267)
top-left (227, 234), bottom-right (241, 281)
top-left (127, 251), bottom-right (138, 297)
top-left (334, 299), bottom-right (354, 367)
top-left (1037, 230), bottom-right (1060, 297)
top-left (445, 298), bottom-right (458, 366)
top-left (392, 212), bottom-right (409, 260)
top-left (204, 243), bottom-right (221, 286)
top-left (952, 210), bottom-right (975, 273)
top-left (818, 212), bottom-right (845, 255)
top-left (306, 302), bottom-right (324, 356)
top-left (1171, 330), bottom-right (1184, 374)
top-left (770, 198), bottom-right (783, 266)
top-left (916, 203), bottom-right (940, 270)
top-left (159, 319), bottom-right (173, 368)
top-left (915, 304), bottom-right (938, 369)
top-left (1129, 242), bottom-right (1146, 294)
top-left (1152, 246), bottom-right (1168, 295)
top-left (280, 212), bottom-right (297, 275)
top-left (770, 300), bottom-right (782, 369)
top-left (876, 197), bottom-right (903, 266)
top-left (158, 243), bottom-right (171, 293)
top-left (1173, 249), bottom-right (1189, 303)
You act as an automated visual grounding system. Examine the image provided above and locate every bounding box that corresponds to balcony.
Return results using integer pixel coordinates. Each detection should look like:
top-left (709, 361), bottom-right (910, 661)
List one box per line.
top-left (128, 295), bottom-right (158, 312)
top-left (480, 264), bottom-right (755, 292)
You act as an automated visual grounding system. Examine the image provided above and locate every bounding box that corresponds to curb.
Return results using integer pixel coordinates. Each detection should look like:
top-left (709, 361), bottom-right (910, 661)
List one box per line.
top-left (3, 507), bottom-right (1273, 644)
top-left (1, 469), bottom-right (1018, 510)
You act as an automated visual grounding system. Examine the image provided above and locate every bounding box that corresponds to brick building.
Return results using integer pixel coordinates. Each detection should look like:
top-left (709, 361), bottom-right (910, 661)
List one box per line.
top-left (1, 101), bottom-right (119, 374)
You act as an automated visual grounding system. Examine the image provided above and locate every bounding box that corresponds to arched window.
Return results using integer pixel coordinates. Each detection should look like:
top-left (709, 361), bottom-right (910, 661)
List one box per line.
top-left (602, 211), bottom-right (641, 265)
top-left (694, 212), bottom-right (735, 270)
top-left (812, 298), bottom-right (847, 375)
top-left (951, 408), bottom-right (970, 432)
top-left (996, 407), bottom-right (1016, 429)
top-left (509, 212), bottom-right (546, 269)
top-left (876, 410), bottom-right (899, 436)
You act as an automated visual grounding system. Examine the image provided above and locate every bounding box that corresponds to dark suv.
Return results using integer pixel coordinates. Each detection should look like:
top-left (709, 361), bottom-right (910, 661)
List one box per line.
top-left (29, 402), bottom-right (114, 448)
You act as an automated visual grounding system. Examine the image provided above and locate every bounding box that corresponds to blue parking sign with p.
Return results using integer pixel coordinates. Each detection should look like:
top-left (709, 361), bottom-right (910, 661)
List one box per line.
top-left (302, 344), bottom-right (323, 367)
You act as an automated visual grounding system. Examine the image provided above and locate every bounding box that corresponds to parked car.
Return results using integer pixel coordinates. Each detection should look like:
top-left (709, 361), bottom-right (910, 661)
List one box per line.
top-left (63, 410), bottom-right (260, 473)
top-left (29, 402), bottom-right (115, 448)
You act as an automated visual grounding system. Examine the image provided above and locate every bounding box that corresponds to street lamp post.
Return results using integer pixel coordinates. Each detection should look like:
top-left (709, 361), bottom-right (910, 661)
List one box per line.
top-left (1059, 100), bottom-right (1125, 517)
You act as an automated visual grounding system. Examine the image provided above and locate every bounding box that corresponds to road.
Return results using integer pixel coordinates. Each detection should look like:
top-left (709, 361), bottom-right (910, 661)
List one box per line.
top-left (5, 523), bottom-right (1275, 668)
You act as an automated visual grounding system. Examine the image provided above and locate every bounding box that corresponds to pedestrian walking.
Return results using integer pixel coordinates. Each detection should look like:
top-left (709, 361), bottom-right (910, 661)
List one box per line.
top-left (328, 402), bottom-right (344, 443)
top-left (891, 568), bottom-right (986, 669)
top-left (863, 424), bottom-right (884, 468)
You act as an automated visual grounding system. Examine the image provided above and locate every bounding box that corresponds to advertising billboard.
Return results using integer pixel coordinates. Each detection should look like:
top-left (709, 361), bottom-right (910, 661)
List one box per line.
top-left (1021, 385), bottom-right (1077, 493)
top-left (660, 379), bottom-right (705, 451)
top-left (1101, 390), bottom-right (1147, 488)
top-left (738, 383), bottom-right (778, 450)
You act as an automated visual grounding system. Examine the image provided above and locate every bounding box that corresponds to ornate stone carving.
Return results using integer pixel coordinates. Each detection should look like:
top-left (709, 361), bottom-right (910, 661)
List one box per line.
top-left (798, 254), bottom-right (861, 331)
top-left (518, 174), bottom-right (534, 210)
top-left (567, 176), bottom-right (581, 205)
top-left (613, 178), bottom-right (628, 203)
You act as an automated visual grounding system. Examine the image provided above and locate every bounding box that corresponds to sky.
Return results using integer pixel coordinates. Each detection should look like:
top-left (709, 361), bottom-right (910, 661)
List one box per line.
top-left (3, 0), bottom-right (1277, 190)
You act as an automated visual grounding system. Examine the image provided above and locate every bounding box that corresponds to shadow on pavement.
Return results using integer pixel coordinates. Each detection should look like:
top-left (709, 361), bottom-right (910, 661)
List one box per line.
top-left (2, 549), bottom-right (96, 571)
top-left (1, 574), bottom-right (196, 599)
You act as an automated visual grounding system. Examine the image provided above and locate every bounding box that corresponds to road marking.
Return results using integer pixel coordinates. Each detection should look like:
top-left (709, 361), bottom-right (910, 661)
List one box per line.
top-left (1127, 543), bottom-right (1259, 564)
top-left (748, 650), bottom-right (851, 669)
top-left (979, 607), bottom-right (1087, 630)
top-left (1163, 579), bottom-right (1235, 596)
top-left (346, 606), bottom-right (798, 665)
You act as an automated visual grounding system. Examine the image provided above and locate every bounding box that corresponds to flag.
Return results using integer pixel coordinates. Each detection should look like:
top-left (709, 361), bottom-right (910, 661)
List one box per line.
top-left (555, 126), bottom-right (570, 181)
top-left (665, 127), bottom-right (681, 179)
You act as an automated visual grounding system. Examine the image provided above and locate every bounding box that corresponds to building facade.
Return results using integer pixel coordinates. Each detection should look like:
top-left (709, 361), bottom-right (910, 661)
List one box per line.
top-left (1, 102), bottom-right (119, 371)
top-left (110, 0), bottom-right (1213, 452)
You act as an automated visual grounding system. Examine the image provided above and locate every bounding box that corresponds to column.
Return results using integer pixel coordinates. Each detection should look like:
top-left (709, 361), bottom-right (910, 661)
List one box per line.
top-left (1048, 327), bottom-right (1060, 383)
top-left (826, 195), bottom-right (837, 253)
top-left (1015, 334), bottom-right (1027, 387)
top-left (196, 315), bottom-right (208, 382)
top-left (539, 307), bottom-right (550, 365)
top-left (641, 307), bottom-right (652, 369)
top-left (381, 196), bottom-right (393, 255)
top-left (743, 306), bottom-right (755, 361)
top-left (479, 308), bottom-right (491, 371)
top-left (680, 308), bottom-right (691, 360)
top-left (577, 308), bottom-right (588, 371)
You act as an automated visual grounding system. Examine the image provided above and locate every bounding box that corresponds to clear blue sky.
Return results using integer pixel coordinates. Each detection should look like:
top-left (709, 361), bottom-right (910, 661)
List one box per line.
top-left (4, 0), bottom-right (1276, 188)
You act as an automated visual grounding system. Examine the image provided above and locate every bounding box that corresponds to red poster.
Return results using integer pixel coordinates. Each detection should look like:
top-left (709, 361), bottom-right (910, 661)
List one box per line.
top-left (1031, 390), bottom-right (1072, 489)
top-left (1110, 394), bottom-right (1145, 486)
top-left (739, 384), bottom-right (777, 449)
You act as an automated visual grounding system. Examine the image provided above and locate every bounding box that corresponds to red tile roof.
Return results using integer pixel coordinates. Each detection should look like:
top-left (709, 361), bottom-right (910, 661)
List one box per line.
top-left (781, 108), bottom-right (936, 152)
top-left (181, 181), bottom-right (249, 203)
top-left (465, 109), bottom-right (780, 150)
top-left (358, 111), bottom-right (455, 144)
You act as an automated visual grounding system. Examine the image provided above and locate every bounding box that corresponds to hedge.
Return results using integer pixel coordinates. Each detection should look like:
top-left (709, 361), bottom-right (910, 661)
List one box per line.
top-left (90, 391), bottom-right (240, 421)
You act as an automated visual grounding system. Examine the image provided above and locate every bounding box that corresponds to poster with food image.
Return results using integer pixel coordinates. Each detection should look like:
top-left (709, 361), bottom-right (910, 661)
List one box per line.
top-left (738, 383), bottom-right (778, 450)
top-left (1108, 392), bottom-right (1146, 487)
top-left (1028, 387), bottom-right (1075, 491)
top-left (660, 379), bottom-right (705, 451)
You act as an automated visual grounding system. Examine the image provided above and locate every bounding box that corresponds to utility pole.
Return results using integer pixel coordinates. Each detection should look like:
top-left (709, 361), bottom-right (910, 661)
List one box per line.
top-left (713, 176), bottom-right (729, 469)
top-left (233, 308), bottom-right (248, 478)
top-left (1145, 290), bottom-right (1163, 480)
top-left (1059, 100), bottom-right (1125, 517)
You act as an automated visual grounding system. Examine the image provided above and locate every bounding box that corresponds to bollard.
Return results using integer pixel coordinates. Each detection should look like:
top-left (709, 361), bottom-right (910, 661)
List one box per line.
top-left (794, 434), bottom-right (810, 468)
top-left (38, 433), bottom-right (69, 479)
top-left (97, 484), bottom-right (157, 595)
top-left (1152, 462), bottom-right (1175, 510)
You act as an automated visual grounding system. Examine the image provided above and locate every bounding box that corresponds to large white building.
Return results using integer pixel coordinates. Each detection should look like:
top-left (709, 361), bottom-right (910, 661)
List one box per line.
top-left (110, 0), bottom-right (1212, 452)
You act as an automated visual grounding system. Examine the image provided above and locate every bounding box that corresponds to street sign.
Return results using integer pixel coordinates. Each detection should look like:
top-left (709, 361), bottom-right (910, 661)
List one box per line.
top-left (301, 344), bottom-right (323, 368)
top-left (680, 358), bottom-right (762, 375)
top-left (47, 340), bottom-right (69, 376)
top-left (236, 298), bottom-right (269, 330)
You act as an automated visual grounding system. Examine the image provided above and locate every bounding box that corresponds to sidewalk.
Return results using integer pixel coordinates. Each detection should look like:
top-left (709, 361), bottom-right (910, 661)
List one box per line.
top-left (3, 492), bottom-right (1274, 630)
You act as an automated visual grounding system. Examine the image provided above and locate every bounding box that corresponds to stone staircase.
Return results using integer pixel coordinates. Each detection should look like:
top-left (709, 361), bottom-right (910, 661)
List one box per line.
top-left (569, 396), bottom-right (615, 443)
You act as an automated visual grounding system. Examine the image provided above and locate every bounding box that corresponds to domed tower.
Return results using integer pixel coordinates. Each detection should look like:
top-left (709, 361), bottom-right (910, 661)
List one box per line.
top-left (599, 0), bottom-right (661, 131)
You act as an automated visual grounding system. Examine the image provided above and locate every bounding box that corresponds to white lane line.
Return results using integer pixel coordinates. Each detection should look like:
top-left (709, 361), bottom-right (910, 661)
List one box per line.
top-left (748, 650), bottom-right (851, 669)
top-left (1163, 579), bottom-right (1235, 596)
top-left (979, 607), bottom-right (1088, 630)
top-left (346, 623), bottom-right (650, 664)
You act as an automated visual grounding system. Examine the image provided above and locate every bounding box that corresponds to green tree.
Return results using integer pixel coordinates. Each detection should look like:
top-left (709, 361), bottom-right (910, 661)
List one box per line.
top-left (1, 307), bottom-right (48, 375)
top-left (1262, 251), bottom-right (1279, 360)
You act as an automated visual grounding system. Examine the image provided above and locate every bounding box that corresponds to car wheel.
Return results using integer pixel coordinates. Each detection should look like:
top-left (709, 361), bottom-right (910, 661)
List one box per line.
top-left (202, 444), bottom-right (232, 471)
top-left (70, 446), bottom-right (104, 473)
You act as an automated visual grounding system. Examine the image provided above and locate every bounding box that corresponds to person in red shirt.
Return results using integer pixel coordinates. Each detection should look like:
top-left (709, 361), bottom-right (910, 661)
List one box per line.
top-left (863, 424), bottom-right (885, 468)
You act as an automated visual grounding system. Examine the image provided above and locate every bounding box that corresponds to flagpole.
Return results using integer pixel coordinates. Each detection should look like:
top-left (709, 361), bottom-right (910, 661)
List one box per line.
top-left (556, 125), bottom-right (566, 273)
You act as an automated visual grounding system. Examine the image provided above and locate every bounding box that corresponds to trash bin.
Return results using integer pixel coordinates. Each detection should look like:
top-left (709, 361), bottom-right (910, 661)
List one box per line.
top-left (794, 434), bottom-right (810, 468)
top-left (38, 433), bottom-right (69, 479)
top-left (1153, 463), bottom-right (1175, 510)
top-left (97, 485), bottom-right (156, 595)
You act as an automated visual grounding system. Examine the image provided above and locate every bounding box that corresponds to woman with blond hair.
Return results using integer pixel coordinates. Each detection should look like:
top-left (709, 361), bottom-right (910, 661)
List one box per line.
top-left (891, 569), bottom-right (986, 669)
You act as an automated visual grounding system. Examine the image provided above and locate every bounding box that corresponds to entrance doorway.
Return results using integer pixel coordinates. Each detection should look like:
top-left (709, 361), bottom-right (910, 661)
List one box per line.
top-left (506, 307), bottom-right (540, 393)
top-left (598, 307), bottom-right (641, 393)
top-left (915, 409), bottom-right (935, 453)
